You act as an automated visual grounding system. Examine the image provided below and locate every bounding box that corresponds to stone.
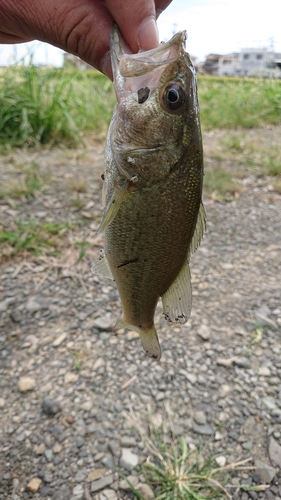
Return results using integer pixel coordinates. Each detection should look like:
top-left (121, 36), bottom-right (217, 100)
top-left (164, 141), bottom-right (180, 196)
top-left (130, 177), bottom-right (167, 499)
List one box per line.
top-left (27, 478), bottom-right (42, 493)
top-left (135, 483), bottom-right (155, 499)
top-left (87, 469), bottom-right (106, 482)
top-left (197, 324), bottom-right (211, 340)
top-left (263, 396), bottom-right (277, 410)
top-left (100, 489), bottom-right (118, 500)
top-left (0, 397), bottom-right (5, 408)
top-left (93, 357), bottom-right (105, 370)
top-left (36, 443), bottom-right (45, 455)
top-left (53, 442), bottom-right (62, 454)
top-left (26, 298), bottom-right (47, 313)
top-left (234, 357), bottom-right (251, 368)
top-left (93, 317), bottom-right (114, 331)
top-left (119, 475), bottom-right (139, 490)
top-left (18, 376), bottom-right (36, 392)
top-left (242, 441), bottom-right (253, 450)
top-left (193, 411), bottom-right (207, 425)
top-left (91, 474), bottom-right (114, 493)
top-left (255, 460), bottom-right (276, 483)
top-left (53, 332), bottom-right (67, 346)
top-left (64, 372), bottom-right (79, 384)
top-left (120, 448), bottom-right (139, 470)
top-left (126, 331), bottom-right (139, 340)
top-left (258, 366), bottom-right (271, 377)
top-left (71, 484), bottom-right (84, 499)
top-left (215, 456), bottom-right (226, 467)
top-left (52, 484), bottom-right (71, 500)
top-left (42, 397), bottom-right (61, 415)
top-left (44, 449), bottom-right (53, 461)
top-left (269, 437), bottom-right (281, 467)
top-left (192, 424), bottom-right (213, 435)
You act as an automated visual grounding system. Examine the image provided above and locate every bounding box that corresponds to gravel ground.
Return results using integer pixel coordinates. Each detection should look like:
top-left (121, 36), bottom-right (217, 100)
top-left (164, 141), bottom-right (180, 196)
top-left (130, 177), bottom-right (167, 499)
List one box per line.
top-left (0, 128), bottom-right (281, 500)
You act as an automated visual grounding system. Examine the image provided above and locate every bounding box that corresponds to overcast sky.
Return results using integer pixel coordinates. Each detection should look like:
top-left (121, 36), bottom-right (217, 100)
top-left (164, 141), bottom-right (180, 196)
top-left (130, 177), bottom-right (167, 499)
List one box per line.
top-left (0, 0), bottom-right (280, 66)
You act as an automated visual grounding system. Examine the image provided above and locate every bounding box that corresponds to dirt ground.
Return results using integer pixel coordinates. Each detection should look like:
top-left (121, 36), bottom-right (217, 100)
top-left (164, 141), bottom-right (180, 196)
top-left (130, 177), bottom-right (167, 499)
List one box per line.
top-left (0, 127), bottom-right (281, 500)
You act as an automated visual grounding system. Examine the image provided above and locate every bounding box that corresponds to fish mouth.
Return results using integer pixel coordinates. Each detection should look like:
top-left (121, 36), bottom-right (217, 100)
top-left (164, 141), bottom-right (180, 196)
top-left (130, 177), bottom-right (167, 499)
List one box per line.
top-left (111, 24), bottom-right (188, 95)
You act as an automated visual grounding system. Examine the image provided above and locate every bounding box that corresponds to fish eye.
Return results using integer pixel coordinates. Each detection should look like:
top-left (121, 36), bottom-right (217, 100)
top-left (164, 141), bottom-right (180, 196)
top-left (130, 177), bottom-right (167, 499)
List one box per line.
top-left (161, 83), bottom-right (185, 112)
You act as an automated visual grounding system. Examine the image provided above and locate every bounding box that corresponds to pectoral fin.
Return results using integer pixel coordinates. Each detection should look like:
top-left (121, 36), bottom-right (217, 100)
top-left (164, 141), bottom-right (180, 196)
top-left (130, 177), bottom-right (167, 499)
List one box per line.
top-left (92, 251), bottom-right (114, 280)
top-left (116, 318), bottom-right (161, 361)
top-left (97, 187), bottom-right (127, 234)
top-left (161, 260), bottom-right (192, 324)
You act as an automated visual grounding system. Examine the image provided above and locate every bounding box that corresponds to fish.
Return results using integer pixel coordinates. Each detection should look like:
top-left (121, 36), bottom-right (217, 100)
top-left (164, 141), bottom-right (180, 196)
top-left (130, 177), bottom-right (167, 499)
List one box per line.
top-left (94, 25), bottom-right (206, 361)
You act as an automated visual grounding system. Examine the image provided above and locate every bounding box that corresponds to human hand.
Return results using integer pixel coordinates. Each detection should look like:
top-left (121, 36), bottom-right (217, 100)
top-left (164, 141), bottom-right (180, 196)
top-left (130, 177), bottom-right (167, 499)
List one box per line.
top-left (0, 0), bottom-right (172, 78)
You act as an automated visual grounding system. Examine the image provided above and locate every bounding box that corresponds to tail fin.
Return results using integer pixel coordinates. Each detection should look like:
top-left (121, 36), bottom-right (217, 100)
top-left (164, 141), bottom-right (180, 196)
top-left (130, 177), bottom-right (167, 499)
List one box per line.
top-left (116, 319), bottom-right (161, 361)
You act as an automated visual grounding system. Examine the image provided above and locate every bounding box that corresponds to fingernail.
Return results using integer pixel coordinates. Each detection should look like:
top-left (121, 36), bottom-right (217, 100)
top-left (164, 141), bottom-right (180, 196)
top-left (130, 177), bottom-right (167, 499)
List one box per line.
top-left (101, 51), bottom-right (113, 81)
top-left (137, 16), bottom-right (159, 51)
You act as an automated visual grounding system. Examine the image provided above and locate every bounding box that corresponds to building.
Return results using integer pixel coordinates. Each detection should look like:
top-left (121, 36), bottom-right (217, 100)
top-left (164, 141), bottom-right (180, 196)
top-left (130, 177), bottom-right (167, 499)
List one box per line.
top-left (202, 48), bottom-right (281, 77)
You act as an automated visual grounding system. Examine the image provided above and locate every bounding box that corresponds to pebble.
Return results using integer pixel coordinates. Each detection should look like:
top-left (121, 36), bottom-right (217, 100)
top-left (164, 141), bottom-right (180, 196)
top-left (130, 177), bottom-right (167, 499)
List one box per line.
top-left (91, 474), bottom-right (114, 493)
top-left (258, 366), bottom-right (271, 376)
top-left (27, 477), bottom-right (42, 493)
top-left (71, 484), bottom-right (84, 500)
top-left (215, 456), bottom-right (226, 467)
top-left (18, 376), bottom-right (36, 392)
top-left (119, 475), bottom-right (139, 490)
top-left (64, 372), bottom-right (79, 384)
top-left (268, 436), bottom-right (281, 467)
top-left (192, 424), bottom-right (213, 435)
top-left (197, 324), bottom-right (211, 340)
top-left (93, 317), bottom-right (114, 331)
top-left (193, 411), bottom-right (207, 425)
top-left (135, 483), bottom-right (155, 499)
top-left (255, 460), bottom-right (276, 483)
top-left (51, 486), bottom-right (71, 500)
top-left (87, 469), bottom-right (106, 482)
top-left (42, 397), bottom-right (61, 415)
top-left (0, 397), bottom-right (6, 408)
top-left (120, 448), bottom-right (139, 470)
top-left (53, 332), bottom-right (67, 346)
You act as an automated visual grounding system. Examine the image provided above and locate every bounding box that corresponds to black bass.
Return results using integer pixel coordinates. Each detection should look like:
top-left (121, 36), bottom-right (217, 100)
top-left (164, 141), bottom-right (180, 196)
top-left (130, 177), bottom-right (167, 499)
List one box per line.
top-left (95, 25), bottom-right (206, 361)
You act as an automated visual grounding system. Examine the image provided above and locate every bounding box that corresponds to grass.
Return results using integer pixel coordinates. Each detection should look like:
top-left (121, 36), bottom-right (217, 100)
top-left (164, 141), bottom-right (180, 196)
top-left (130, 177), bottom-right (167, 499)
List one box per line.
top-left (204, 165), bottom-right (241, 201)
top-left (198, 76), bottom-right (281, 130)
top-left (0, 161), bottom-right (44, 199)
top-left (0, 219), bottom-right (69, 257)
top-left (125, 411), bottom-right (258, 500)
top-left (0, 64), bottom-right (115, 147)
top-left (0, 65), bottom-right (280, 148)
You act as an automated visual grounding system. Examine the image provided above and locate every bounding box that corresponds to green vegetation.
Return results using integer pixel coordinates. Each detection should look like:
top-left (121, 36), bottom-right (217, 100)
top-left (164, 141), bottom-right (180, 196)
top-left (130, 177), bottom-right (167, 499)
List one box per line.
top-left (198, 76), bottom-right (281, 130)
top-left (126, 412), bottom-right (256, 500)
top-left (204, 165), bottom-right (241, 201)
top-left (0, 161), bottom-right (44, 199)
top-left (0, 64), bottom-right (115, 147)
top-left (0, 219), bottom-right (69, 256)
top-left (0, 64), bottom-right (280, 148)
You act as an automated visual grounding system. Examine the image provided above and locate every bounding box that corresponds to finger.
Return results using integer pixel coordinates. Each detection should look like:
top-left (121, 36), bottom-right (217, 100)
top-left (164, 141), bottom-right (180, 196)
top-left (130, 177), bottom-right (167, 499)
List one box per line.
top-left (155, 0), bottom-right (173, 17)
top-left (104, 0), bottom-right (158, 52)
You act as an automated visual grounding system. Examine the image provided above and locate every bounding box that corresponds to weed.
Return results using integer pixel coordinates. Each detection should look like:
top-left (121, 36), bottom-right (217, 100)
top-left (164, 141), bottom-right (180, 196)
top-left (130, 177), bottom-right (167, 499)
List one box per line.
top-left (198, 76), bottom-right (281, 130)
top-left (0, 219), bottom-right (69, 257)
top-left (125, 411), bottom-right (254, 500)
top-left (67, 177), bottom-right (87, 193)
top-left (266, 156), bottom-right (281, 176)
top-left (204, 166), bottom-right (240, 201)
top-left (0, 161), bottom-right (44, 199)
top-left (0, 64), bottom-right (115, 147)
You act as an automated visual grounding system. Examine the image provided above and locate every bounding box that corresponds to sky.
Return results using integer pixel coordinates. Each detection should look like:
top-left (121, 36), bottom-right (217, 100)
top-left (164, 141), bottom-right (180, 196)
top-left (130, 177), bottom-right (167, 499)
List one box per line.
top-left (0, 0), bottom-right (280, 66)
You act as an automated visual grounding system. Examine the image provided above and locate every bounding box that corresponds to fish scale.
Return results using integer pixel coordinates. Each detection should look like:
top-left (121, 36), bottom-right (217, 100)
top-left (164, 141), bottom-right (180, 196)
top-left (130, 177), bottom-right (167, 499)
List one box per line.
top-left (94, 25), bottom-right (206, 361)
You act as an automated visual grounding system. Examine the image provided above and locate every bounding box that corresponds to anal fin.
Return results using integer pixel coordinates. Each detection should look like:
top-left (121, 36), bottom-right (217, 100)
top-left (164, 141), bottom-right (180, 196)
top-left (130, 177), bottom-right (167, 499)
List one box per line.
top-left (161, 260), bottom-right (192, 324)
